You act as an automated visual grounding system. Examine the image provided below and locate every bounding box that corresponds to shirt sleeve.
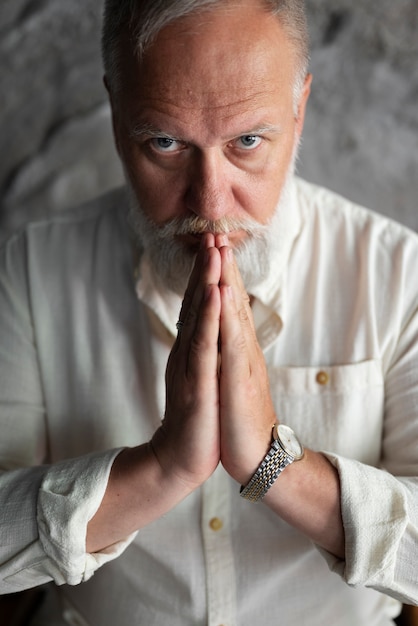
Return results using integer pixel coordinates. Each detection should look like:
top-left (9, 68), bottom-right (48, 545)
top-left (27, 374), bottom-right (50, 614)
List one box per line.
top-left (0, 233), bottom-right (136, 592)
top-left (320, 238), bottom-right (418, 605)
top-left (1, 449), bottom-right (137, 593)
top-left (321, 454), bottom-right (418, 605)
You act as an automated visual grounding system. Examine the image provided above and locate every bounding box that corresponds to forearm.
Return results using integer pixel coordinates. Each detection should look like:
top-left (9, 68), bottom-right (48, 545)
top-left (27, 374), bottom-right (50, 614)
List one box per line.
top-left (86, 443), bottom-right (198, 553)
top-left (263, 448), bottom-right (345, 558)
top-left (86, 430), bottom-right (212, 555)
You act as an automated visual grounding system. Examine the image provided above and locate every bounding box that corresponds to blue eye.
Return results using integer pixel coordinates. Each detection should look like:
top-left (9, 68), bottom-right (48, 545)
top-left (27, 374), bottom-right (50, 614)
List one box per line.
top-left (237, 135), bottom-right (262, 150)
top-left (150, 137), bottom-right (181, 152)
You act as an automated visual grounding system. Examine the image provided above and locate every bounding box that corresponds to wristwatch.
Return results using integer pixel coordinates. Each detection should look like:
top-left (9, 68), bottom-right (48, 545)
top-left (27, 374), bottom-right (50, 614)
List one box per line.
top-left (240, 423), bottom-right (304, 502)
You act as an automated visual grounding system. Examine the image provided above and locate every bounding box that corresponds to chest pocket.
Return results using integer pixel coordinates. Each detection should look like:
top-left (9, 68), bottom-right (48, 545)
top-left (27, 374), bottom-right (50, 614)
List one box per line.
top-left (267, 359), bottom-right (384, 466)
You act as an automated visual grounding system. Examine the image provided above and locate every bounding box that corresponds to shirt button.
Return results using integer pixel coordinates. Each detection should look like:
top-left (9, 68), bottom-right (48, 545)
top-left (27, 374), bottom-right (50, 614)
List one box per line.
top-left (316, 371), bottom-right (329, 386)
top-left (209, 517), bottom-right (223, 532)
top-left (63, 608), bottom-right (87, 626)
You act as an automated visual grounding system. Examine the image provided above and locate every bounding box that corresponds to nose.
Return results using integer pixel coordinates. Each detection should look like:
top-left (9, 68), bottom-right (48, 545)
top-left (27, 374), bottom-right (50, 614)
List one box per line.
top-left (185, 148), bottom-right (235, 221)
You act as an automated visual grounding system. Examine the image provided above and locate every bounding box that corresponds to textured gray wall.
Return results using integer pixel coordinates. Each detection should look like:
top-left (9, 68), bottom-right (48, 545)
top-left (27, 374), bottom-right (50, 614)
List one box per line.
top-left (302, 1), bottom-right (418, 230)
top-left (1, 0), bottom-right (417, 241)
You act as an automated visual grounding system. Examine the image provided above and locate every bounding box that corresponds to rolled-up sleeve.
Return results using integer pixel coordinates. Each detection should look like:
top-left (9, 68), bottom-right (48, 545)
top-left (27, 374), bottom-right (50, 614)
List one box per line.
top-left (320, 454), bottom-right (418, 604)
top-left (1, 448), bottom-right (136, 592)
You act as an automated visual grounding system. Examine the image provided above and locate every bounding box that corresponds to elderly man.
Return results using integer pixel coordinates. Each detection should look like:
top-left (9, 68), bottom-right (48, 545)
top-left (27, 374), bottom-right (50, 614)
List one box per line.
top-left (1, 0), bottom-right (417, 624)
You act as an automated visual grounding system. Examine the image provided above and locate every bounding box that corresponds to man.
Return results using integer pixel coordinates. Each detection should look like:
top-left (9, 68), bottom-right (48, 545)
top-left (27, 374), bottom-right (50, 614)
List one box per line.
top-left (0, 0), bottom-right (417, 624)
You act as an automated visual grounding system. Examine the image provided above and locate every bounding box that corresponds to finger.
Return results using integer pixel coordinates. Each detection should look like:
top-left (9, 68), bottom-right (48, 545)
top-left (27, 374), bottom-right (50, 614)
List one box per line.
top-left (167, 237), bottom-right (220, 386)
top-left (218, 241), bottom-right (252, 313)
top-left (177, 233), bottom-right (215, 327)
top-left (180, 244), bottom-right (221, 350)
top-left (173, 234), bottom-right (215, 352)
top-left (219, 244), bottom-right (256, 338)
top-left (174, 238), bottom-right (221, 366)
top-left (186, 281), bottom-right (221, 380)
top-left (218, 246), bottom-right (251, 380)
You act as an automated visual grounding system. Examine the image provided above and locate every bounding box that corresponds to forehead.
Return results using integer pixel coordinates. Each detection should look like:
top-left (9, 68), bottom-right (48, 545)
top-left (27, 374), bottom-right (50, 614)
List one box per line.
top-left (117, 3), bottom-right (297, 137)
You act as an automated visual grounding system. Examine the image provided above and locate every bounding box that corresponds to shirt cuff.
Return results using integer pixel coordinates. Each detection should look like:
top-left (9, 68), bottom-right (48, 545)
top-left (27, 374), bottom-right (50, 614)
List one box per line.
top-left (37, 448), bottom-right (137, 586)
top-left (319, 452), bottom-right (408, 591)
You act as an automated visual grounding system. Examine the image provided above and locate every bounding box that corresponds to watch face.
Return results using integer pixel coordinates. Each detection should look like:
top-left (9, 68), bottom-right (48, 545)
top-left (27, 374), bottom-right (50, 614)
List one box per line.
top-left (275, 424), bottom-right (304, 460)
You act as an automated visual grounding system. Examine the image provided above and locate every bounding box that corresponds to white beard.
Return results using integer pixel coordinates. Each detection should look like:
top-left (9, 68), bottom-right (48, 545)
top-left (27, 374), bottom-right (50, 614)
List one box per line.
top-left (126, 153), bottom-right (297, 295)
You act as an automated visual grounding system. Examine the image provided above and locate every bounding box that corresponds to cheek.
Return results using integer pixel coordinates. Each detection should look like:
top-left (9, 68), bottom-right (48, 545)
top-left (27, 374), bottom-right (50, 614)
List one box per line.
top-left (135, 179), bottom-right (185, 224)
top-left (241, 130), bottom-right (297, 222)
top-left (239, 182), bottom-right (283, 224)
top-left (121, 147), bottom-right (187, 223)
top-left (238, 161), bottom-right (291, 224)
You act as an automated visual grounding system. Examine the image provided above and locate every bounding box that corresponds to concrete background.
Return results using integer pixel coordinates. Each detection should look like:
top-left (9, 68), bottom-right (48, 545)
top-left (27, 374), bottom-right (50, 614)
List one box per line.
top-left (0, 0), bottom-right (417, 241)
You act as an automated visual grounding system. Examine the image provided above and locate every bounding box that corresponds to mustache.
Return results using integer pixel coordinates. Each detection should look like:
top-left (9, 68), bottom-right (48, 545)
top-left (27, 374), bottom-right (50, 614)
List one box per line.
top-left (152, 214), bottom-right (266, 240)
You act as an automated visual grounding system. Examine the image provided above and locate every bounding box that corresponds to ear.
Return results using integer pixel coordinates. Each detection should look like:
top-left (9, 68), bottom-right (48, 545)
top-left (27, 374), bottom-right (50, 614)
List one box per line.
top-left (295, 72), bottom-right (312, 138)
top-left (104, 75), bottom-right (122, 157)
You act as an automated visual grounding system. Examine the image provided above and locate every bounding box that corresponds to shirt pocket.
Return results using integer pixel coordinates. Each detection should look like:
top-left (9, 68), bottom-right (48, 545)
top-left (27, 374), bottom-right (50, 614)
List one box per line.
top-left (268, 359), bottom-right (384, 465)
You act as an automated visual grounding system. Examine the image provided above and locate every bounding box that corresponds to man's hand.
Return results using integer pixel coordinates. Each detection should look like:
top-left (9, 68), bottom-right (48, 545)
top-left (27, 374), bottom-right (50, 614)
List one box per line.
top-left (216, 236), bottom-right (344, 558)
top-left (151, 234), bottom-right (222, 490)
top-left (88, 233), bottom-right (344, 559)
top-left (217, 235), bottom-right (277, 485)
top-left (87, 234), bottom-right (223, 552)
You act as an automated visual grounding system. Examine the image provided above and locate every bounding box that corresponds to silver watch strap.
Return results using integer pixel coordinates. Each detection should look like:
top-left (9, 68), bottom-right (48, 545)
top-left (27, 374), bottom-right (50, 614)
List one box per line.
top-left (240, 439), bottom-right (291, 502)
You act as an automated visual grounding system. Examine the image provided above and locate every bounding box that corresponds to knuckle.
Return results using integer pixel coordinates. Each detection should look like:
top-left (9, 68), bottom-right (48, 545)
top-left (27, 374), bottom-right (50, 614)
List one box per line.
top-left (238, 305), bottom-right (249, 324)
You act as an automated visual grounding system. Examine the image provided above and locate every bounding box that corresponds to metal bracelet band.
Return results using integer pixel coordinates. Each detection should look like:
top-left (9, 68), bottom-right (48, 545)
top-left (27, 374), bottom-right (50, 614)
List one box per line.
top-left (240, 440), bottom-right (291, 502)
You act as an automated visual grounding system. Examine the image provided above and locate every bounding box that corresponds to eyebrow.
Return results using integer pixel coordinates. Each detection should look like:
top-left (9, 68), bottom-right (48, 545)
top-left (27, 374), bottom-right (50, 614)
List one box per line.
top-left (129, 122), bottom-right (282, 141)
top-left (129, 123), bottom-right (180, 140)
top-left (243, 124), bottom-right (283, 136)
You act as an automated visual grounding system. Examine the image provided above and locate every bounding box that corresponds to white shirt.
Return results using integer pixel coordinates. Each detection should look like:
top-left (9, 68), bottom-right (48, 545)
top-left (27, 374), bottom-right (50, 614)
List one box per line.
top-left (0, 178), bottom-right (417, 625)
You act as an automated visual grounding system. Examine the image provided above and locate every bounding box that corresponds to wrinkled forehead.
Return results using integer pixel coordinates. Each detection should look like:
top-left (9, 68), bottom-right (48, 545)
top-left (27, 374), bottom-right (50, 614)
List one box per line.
top-left (116, 2), bottom-right (298, 110)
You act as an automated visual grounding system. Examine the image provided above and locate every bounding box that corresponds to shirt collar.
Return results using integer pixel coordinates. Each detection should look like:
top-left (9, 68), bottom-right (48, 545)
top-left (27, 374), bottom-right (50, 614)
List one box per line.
top-left (134, 177), bottom-right (302, 349)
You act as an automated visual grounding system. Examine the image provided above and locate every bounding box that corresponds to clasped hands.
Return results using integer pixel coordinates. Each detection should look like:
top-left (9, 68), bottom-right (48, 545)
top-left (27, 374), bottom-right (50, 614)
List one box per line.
top-left (90, 240), bottom-right (343, 556)
top-left (152, 233), bottom-right (277, 492)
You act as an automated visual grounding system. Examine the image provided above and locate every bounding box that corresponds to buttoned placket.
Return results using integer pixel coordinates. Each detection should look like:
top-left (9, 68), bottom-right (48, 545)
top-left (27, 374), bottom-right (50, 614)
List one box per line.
top-left (201, 464), bottom-right (237, 626)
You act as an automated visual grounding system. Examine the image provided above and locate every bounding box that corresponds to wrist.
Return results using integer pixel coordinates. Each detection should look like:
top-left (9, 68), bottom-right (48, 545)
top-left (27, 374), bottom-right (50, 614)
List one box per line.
top-left (240, 423), bottom-right (304, 502)
top-left (150, 426), bottom-right (219, 493)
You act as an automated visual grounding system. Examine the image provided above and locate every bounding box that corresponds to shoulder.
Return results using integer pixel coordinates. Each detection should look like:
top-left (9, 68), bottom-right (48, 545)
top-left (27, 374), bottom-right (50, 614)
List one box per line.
top-left (29, 186), bottom-right (128, 237)
top-left (293, 178), bottom-right (418, 332)
top-left (0, 186), bottom-right (130, 259)
top-left (295, 177), bottom-right (418, 239)
top-left (0, 187), bottom-right (132, 292)
top-left (294, 176), bottom-right (418, 257)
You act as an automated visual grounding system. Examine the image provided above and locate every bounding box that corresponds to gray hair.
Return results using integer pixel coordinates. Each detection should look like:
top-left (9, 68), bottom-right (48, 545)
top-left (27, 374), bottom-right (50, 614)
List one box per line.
top-left (102, 0), bottom-right (310, 102)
